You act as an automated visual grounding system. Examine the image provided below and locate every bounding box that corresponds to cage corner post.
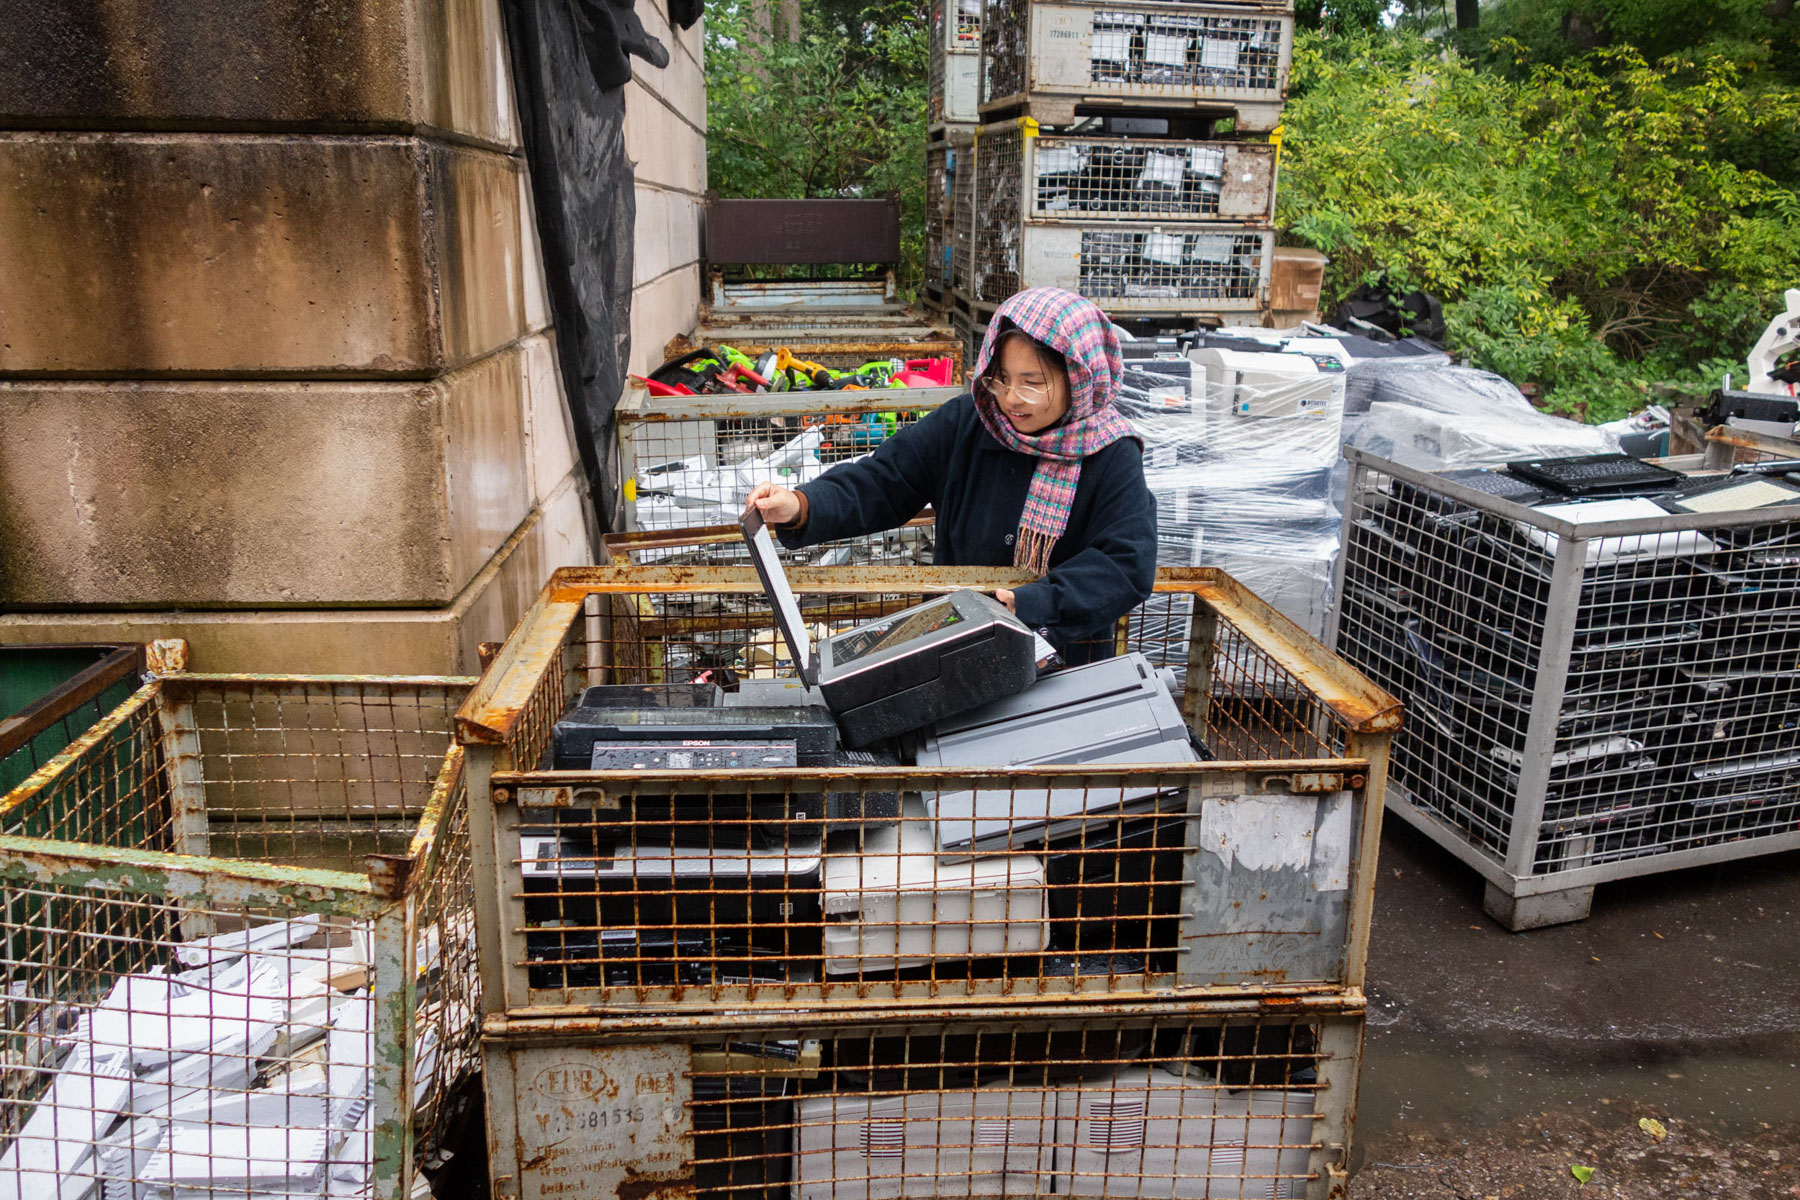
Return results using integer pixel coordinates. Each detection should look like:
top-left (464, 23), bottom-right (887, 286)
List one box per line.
top-left (154, 680), bottom-right (216, 939)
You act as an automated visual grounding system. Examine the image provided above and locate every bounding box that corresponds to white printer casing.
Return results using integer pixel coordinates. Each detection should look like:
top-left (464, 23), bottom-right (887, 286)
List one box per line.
top-left (821, 796), bottom-right (1048, 974)
top-left (792, 1082), bottom-right (1058, 1200)
top-left (1188, 347), bottom-right (1347, 465)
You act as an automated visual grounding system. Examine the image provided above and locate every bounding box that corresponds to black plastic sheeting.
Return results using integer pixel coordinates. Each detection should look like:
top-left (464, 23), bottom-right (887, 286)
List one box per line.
top-left (504, 0), bottom-right (642, 524)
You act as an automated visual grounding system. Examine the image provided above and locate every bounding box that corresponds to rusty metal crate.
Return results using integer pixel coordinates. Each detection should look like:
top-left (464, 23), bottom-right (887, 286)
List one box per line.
top-left (483, 1000), bottom-right (1366, 1200)
top-left (614, 386), bottom-right (963, 565)
top-left (1702, 422), bottom-right (1800, 470)
top-left (981, 0), bottom-right (1294, 131)
top-left (0, 667), bottom-right (480, 1200)
top-left (972, 217), bottom-right (1272, 314)
top-left (454, 565), bottom-right (1397, 1017)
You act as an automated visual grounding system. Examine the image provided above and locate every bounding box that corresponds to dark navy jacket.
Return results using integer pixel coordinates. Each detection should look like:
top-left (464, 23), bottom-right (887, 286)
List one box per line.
top-left (779, 392), bottom-right (1157, 663)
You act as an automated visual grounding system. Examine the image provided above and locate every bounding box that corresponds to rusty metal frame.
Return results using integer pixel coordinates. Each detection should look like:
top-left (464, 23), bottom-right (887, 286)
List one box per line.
top-left (1702, 422), bottom-right (1800, 470)
top-left (455, 565), bottom-right (1399, 1021)
top-left (482, 998), bottom-right (1367, 1200)
top-left (0, 671), bottom-right (481, 1200)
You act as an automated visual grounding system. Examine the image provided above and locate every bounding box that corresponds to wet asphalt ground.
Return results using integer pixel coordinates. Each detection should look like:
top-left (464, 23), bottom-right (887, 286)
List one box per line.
top-left (1353, 819), bottom-right (1800, 1197)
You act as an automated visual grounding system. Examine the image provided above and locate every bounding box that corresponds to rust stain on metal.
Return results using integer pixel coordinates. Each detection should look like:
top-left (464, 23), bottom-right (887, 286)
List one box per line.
top-left (618, 1165), bottom-right (698, 1200)
top-left (363, 853), bottom-right (414, 901)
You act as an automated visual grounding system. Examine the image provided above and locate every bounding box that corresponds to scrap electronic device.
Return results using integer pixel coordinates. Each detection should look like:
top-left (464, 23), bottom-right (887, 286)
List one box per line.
top-left (740, 508), bottom-right (1039, 746)
top-left (919, 652), bottom-right (1203, 857)
top-left (549, 683), bottom-right (900, 836)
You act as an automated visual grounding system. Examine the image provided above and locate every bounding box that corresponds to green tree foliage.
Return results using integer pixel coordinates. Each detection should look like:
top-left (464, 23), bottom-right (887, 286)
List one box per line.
top-left (1279, 30), bottom-right (1800, 418)
top-left (706, 0), bottom-right (929, 288)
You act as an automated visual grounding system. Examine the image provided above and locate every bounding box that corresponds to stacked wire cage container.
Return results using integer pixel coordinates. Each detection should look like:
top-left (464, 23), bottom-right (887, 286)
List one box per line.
top-left (0, 664), bottom-right (481, 1200)
top-left (954, 0), bottom-right (1292, 326)
top-left (614, 385), bottom-right (963, 565)
top-left (458, 563), bottom-right (1399, 1200)
top-left (1330, 447), bottom-right (1800, 930)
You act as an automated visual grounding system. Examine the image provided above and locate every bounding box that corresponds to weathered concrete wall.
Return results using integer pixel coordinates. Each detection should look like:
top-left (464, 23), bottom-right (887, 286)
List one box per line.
top-left (0, 334), bottom-right (593, 607)
top-left (0, 135), bottom-right (532, 376)
top-left (0, 0), bottom-right (600, 672)
top-left (625, 0), bottom-right (705, 380)
top-left (0, 486), bottom-right (585, 673)
top-left (0, 0), bottom-right (517, 149)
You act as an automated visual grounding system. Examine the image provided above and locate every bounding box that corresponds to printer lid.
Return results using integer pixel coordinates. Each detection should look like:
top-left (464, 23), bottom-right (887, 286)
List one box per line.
top-left (740, 507), bottom-right (817, 686)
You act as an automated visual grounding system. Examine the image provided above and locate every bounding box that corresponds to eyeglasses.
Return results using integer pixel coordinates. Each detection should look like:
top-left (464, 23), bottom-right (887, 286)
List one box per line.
top-left (977, 376), bottom-right (1052, 405)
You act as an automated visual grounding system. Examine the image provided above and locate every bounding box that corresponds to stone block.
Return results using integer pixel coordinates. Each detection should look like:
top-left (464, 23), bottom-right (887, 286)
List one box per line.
top-left (0, 133), bottom-right (532, 375)
top-left (632, 186), bottom-right (703, 290)
top-left (520, 333), bottom-right (582, 504)
top-left (0, 341), bottom-right (545, 608)
top-left (0, 497), bottom-right (567, 675)
top-left (0, 0), bottom-right (516, 149)
top-left (628, 265), bottom-right (702, 379)
top-left (624, 77), bottom-right (706, 196)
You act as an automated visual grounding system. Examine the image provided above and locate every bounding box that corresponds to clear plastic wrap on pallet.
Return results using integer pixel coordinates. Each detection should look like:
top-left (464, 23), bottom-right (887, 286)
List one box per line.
top-left (632, 426), bottom-right (865, 533)
top-left (1340, 361), bottom-right (1621, 469)
top-left (1116, 343), bottom-right (1349, 637)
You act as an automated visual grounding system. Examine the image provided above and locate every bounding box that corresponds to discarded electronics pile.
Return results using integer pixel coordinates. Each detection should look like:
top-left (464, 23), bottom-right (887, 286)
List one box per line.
top-left (1, 914), bottom-right (467, 1200)
top-left (520, 510), bottom-right (1208, 992)
top-left (1334, 446), bottom-right (1800, 925)
top-left (1111, 325), bottom-right (1622, 643)
top-left (621, 346), bottom-right (958, 558)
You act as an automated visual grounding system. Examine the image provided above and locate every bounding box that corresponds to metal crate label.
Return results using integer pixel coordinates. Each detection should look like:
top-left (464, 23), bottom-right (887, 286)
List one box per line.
top-left (505, 1042), bottom-right (693, 1200)
top-left (1180, 790), bottom-right (1355, 985)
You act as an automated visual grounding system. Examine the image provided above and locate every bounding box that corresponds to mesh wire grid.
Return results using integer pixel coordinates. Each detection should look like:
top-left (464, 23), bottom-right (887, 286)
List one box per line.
top-left (1334, 456), bottom-right (1800, 879)
top-left (983, 126), bottom-right (1274, 224)
top-left (618, 393), bottom-right (955, 566)
top-left (973, 217), bottom-right (1270, 311)
top-left (0, 647), bottom-right (142, 798)
top-left (951, 134), bottom-right (978, 298)
top-left (982, 1), bottom-right (1290, 108)
top-left (0, 675), bottom-right (479, 1200)
top-left (926, 143), bottom-right (950, 294)
top-left (460, 568), bottom-right (1394, 1012)
top-left (689, 1014), bottom-right (1334, 1200)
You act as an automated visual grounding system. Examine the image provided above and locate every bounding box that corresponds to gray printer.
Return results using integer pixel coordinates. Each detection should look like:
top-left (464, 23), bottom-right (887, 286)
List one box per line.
top-left (919, 653), bottom-right (1202, 856)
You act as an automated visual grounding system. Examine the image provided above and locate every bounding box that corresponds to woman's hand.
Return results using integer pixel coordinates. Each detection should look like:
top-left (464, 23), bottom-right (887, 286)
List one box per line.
top-left (744, 482), bottom-right (803, 527)
top-left (995, 588), bottom-right (1016, 613)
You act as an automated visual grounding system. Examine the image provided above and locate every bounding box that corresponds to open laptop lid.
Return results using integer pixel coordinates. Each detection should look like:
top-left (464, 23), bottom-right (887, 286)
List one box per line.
top-left (740, 507), bottom-right (816, 686)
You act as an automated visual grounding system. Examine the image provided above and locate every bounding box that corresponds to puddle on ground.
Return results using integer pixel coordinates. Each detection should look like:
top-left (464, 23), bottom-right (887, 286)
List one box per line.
top-left (1355, 1023), bottom-right (1800, 1171)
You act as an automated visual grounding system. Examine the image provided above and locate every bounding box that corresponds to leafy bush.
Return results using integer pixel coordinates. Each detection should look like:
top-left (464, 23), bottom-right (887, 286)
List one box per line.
top-left (705, 0), bottom-right (929, 289)
top-left (1279, 30), bottom-right (1800, 419)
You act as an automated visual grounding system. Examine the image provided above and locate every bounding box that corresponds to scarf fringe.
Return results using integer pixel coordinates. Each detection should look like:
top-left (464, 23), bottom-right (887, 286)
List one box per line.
top-left (1014, 526), bottom-right (1058, 577)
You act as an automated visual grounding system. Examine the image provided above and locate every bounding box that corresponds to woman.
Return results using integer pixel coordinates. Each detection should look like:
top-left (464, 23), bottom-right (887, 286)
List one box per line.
top-left (745, 287), bottom-right (1156, 664)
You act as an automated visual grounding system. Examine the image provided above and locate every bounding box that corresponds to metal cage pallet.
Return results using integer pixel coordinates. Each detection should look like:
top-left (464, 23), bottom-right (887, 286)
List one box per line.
top-left (925, 140), bottom-right (956, 303)
top-left (453, 564), bottom-right (1397, 1017)
top-left (930, 0), bottom-right (983, 126)
top-left (614, 385), bottom-right (963, 563)
top-left (1328, 447), bottom-right (1800, 930)
top-left (950, 308), bottom-right (988, 371)
top-left (482, 1000), bottom-right (1366, 1200)
top-left (0, 669), bottom-right (482, 1200)
top-left (972, 219), bottom-right (1273, 314)
top-left (976, 119), bottom-right (1277, 226)
top-left (980, 0), bottom-right (1294, 132)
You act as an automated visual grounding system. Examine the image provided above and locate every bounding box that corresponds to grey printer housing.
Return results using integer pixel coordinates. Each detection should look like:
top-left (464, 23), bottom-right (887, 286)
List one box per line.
top-left (919, 652), bottom-right (1201, 856)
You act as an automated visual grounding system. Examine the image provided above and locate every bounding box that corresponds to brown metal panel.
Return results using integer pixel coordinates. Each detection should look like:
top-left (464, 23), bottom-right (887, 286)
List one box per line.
top-left (705, 198), bottom-right (902, 266)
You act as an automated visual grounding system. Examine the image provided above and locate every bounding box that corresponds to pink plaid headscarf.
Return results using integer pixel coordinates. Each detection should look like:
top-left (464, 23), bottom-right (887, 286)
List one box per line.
top-left (972, 288), bottom-right (1136, 575)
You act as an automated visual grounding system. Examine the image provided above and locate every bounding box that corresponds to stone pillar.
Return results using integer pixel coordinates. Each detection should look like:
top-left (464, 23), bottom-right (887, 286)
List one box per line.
top-left (0, 0), bottom-right (601, 673)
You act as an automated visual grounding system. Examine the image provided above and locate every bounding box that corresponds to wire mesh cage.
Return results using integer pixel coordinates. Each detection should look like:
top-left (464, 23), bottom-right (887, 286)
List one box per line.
top-left (980, 0), bottom-right (1294, 132)
top-left (951, 310), bottom-right (988, 374)
top-left (615, 386), bottom-right (963, 564)
top-left (455, 565), bottom-right (1396, 1015)
top-left (930, 0), bottom-right (983, 126)
top-left (972, 219), bottom-right (1271, 313)
top-left (0, 673), bottom-right (480, 1200)
top-left (1330, 447), bottom-right (1800, 929)
top-left (950, 129), bottom-right (979, 301)
top-left (976, 122), bottom-right (1276, 225)
top-left (484, 1004), bottom-right (1363, 1200)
